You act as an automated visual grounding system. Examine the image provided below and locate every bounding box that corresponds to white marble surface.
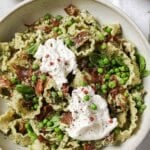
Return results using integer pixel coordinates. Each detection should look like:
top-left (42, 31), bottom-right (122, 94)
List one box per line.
top-left (0, 0), bottom-right (149, 150)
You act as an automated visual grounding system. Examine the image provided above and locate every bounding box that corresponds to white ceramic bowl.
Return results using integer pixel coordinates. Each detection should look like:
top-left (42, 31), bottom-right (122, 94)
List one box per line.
top-left (0, 0), bottom-right (150, 149)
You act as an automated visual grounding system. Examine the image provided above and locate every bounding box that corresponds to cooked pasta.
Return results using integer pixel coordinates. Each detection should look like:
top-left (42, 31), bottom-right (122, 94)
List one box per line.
top-left (0, 4), bottom-right (149, 150)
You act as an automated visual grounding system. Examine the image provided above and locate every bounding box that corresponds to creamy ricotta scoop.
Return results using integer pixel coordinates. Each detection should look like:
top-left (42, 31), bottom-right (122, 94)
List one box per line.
top-left (34, 38), bottom-right (77, 89)
top-left (67, 86), bottom-right (118, 141)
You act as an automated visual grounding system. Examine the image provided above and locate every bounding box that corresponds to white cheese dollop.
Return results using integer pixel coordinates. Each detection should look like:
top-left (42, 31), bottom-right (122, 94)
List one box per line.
top-left (67, 86), bottom-right (118, 141)
top-left (34, 38), bottom-right (77, 89)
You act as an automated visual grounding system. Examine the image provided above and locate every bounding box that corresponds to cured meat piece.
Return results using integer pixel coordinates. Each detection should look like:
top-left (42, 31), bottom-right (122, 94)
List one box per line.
top-left (18, 121), bottom-right (26, 135)
top-left (84, 143), bottom-right (95, 150)
top-left (38, 135), bottom-right (49, 145)
top-left (35, 79), bottom-right (44, 95)
top-left (14, 65), bottom-right (31, 81)
top-left (64, 4), bottom-right (79, 16)
top-left (35, 105), bottom-right (53, 121)
top-left (61, 112), bottom-right (72, 125)
top-left (51, 19), bottom-right (60, 27)
top-left (0, 76), bottom-right (10, 88)
top-left (61, 83), bottom-right (69, 94)
top-left (72, 31), bottom-right (89, 48)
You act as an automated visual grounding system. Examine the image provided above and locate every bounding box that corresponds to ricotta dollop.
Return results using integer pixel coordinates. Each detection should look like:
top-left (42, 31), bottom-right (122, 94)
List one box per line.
top-left (67, 86), bottom-right (118, 141)
top-left (34, 38), bottom-right (77, 89)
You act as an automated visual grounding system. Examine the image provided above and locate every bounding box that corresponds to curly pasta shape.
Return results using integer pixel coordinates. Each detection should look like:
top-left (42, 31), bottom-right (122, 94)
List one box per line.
top-left (0, 108), bottom-right (16, 134)
top-left (9, 119), bottom-right (32, 146)
top-left (115, 95), bottom-right (138, 142)
top-left (10, 90), bottom-right (43, 119)
top-left (73, 38), bottom-right (95, 57)
top-left (107, 42), bottom-right (141, 87)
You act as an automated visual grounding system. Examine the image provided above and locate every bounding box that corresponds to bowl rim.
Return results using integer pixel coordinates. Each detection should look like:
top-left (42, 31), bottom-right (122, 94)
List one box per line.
top-left (0, 0), bottom-right (150, 149)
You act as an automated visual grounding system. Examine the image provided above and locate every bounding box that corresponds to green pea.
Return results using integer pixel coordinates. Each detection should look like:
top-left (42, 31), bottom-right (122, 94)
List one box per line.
top-left (29, 133), bottom-right (37, 141)
top-left (105, 74), bottom-right (110, 80)
top-left (54, 127), bottom-right (61, 133)
top-left (105, 26), bottom-right (112, 33)
top-left (111, 59), bottom-right (116, 65)
top-left (57, 134), bottom-right (64, 141)
top-left (51, 115), bottom-right (60, 123)
top-left (33, 104), bottom-right (38, 110)
top-left (100, 43), bottom-right (107, 50)
top-left (10, 77), bottom-right (19, 84)
top-left (43, 118), bottom-right (49, 125)
top-left (119, 79), bottom-right (125, 85)
top-left (101, 84), bottom-right (107, 90)
top-left (65, 38), bottom-right (73, 46)
top-left (90, 103), bottom-right (97, 110)
top-left (47, 121), bottom-right (54, 127)
top-left (53, 27), bottom-right (59, 32)
top-left (31, 75), bottom-right (37, 82)
top-left (83, 95), bottom-right (90, 101)
top-left (98, 68), bottom-right (103, 74)
top-left (40, 74), bottom-right (47, 81)
top-left (55, 15), bottom-right (63, 21)
top-left (38, 122), bottom-right (45, 128)
top-left (32, 64), bottom-right (39, 70)
top-left (58, 29), bottom-right (63, 35)
top-left (98, 32), bottom-right (105, 41)
top-left (101, 88), bottom-right (107, 94)
top-left (33, 97), bottom-right (38, 102)
top-left (44, 13), bottom-right (51, 20)
top-left (121, 73), bottom-right (127, 78)
top-left (108, 81), bottom-right (116, 89)
top-left (120, 66), bottom-right (126, 72)
top-left (103, 58), bottom-right (109, 65)
top-left (115, 68), bottom-right (119, 73)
